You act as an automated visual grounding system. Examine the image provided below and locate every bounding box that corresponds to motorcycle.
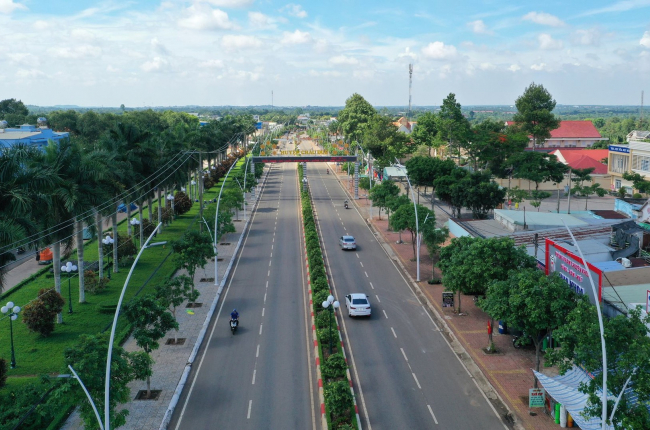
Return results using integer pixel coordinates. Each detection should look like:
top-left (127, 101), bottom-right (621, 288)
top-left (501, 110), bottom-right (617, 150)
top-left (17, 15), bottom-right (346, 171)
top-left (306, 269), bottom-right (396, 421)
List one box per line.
top-left (344, 201), bottom-right (349, 209)
top-left (230, 318), bottom-right (239, 334)
top-left (327, 169), bottom-right (329, 174)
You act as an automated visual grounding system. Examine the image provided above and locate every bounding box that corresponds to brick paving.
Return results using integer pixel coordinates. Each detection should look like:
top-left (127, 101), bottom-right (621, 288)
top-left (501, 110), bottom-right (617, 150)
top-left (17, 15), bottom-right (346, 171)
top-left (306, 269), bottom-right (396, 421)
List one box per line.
top-left (336, 168), bottom-right (562, 430)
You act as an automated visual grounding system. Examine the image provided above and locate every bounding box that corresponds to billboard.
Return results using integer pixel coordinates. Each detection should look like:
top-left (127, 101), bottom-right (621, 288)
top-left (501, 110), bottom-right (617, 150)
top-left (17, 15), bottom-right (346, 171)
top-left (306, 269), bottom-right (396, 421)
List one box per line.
top-left (545, 238), bottom-right (603, 304)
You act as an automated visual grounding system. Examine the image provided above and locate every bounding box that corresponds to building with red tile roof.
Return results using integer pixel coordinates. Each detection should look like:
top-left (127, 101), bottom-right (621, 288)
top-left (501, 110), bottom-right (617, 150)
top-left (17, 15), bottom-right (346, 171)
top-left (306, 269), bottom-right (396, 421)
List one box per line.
top-left (505, 120), bottom-right (608, 149)
top-left (393, 117), bottom-right (416, 134)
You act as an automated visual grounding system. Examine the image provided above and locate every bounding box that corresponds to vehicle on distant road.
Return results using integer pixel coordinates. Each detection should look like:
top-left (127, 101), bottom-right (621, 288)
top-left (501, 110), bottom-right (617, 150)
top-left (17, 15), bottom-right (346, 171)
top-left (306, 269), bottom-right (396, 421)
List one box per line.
top-left (339, 235), bottom-right (356, 250)
top-left (345, 293), bottom-right (371, 317)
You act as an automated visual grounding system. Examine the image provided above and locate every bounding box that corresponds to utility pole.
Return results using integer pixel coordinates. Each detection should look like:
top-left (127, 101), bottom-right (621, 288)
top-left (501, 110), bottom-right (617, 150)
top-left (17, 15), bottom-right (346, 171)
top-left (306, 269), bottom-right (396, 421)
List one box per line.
top-left (408, 63), bottom-right (413, 122)
top-left (199, 151), bottom-right (204, 232)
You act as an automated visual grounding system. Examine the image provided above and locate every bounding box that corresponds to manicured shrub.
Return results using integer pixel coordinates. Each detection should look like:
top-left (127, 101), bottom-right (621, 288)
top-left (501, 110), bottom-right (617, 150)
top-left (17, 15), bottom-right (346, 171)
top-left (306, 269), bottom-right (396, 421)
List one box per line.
top-left (427, 278), bottom-right (441, 285)
top-left (84, 270), bottom-right (110, 294)
top-left (0, 358), bottom-right (6, 388)
top-left (313, 289), bottom-right (330, 308)
top-left (312, 277), bottom-right (329, 294)
top-left (310, 266), bottom-right (326, 283)
top-left (317, 327), bottom-right (338, 346)
top-left (22, 288), bottom-right (65, 337)
top-left (102, 232), bottom-right (137, 261)
top-left (204, 175), bottom-right (215, 190)
top-left (633, 193), bottom-right (643, 199)
top-left (309, 255), bottom-right (323, 270)
top-left (324, 380), bottom-right (354, 418)
top-left (161, 206), bottom-right (174, 224)
top-left (321, 353), bottom-right (347, 380)
top-left (315, 310), bottom-right (331, 329)
top-left (173, 191), bottom-right (192, 215)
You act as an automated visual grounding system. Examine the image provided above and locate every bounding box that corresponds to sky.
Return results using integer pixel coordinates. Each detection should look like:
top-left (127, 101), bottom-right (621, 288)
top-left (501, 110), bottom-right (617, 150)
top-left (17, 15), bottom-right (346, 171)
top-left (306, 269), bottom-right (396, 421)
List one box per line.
top-left (1, 0), bottom-right (649, 108)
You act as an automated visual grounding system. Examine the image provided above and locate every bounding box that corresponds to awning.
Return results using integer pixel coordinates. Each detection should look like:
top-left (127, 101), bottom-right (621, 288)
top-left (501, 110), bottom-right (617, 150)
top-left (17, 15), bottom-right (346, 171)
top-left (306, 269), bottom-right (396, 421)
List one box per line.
top-left (533, 368), bottom-right (613, 430)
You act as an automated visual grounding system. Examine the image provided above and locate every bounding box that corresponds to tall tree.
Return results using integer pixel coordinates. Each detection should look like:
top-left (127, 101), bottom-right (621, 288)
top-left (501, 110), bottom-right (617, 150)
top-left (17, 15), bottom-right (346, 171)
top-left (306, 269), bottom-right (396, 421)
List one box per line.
top-left (480, 269), bottom-right (578, 386)
top-left (388, 203), bottom-right (435, 258)
top-left (511, 82), bottom-right (561, 149)
top-left (510, 151), bottom-right (567, 191)
top-left (337, 93), bottom-right (376, 143)
top-left (469, 120), bottom-right (529, 175)
top-left (171, 230), bottom-right (214, 300)
top-left (361, 114), bottom-right (411, 168)
top-left (438, 93), bottom-right (470, 161)
top-left (155, 275), bottom-right (199, 343)
top-left (410, 112), bottom-right (440, 156)
top-left (0, 98), bottom-right (29, 126)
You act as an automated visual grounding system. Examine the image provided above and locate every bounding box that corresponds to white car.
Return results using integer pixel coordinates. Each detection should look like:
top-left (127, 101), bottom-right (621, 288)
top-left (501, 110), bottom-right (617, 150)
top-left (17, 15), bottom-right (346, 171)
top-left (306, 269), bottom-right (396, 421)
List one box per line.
top-left (339, 235), bottom-right (357, 250)
top-left (345, 293), bottom-right (371, 317)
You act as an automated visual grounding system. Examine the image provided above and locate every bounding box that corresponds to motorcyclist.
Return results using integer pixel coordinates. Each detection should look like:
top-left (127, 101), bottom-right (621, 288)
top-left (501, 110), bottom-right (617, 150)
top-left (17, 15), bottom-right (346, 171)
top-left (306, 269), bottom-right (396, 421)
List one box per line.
top-left (344, 200), bottom-right (349, 208)
top-left (327, 169), bottom-right (329, 174)
top-left (230, 309), bottom-right (239, 322)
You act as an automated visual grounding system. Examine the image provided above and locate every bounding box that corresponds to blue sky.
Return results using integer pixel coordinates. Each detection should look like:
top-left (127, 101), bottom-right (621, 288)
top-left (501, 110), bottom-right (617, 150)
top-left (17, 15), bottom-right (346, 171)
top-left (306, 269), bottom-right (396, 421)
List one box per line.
top-left (1, 0), bottom-right (649, 107)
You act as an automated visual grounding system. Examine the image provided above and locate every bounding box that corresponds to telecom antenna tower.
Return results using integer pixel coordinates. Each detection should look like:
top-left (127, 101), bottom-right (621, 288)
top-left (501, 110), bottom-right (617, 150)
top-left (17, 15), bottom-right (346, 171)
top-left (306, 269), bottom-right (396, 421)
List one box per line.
top-left (408, 64), bottom-right (413, 121)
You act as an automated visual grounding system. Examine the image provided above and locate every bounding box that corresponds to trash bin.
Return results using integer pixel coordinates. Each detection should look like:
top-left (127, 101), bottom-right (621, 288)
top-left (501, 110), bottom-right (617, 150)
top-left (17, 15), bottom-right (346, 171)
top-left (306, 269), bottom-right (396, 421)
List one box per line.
top-left (498, 321), bottom-right (507, 335)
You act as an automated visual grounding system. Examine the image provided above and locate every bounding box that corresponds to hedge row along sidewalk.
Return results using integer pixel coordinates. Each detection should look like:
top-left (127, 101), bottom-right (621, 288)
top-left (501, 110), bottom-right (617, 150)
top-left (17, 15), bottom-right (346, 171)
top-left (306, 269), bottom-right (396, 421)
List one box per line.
top-left (298, 163), bottom-right (359, 430)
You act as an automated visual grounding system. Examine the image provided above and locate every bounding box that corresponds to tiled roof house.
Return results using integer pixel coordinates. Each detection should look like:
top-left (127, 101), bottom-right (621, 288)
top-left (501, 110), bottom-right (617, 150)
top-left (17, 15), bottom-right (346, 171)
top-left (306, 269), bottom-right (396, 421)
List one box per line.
top-left (505, 120), bottom-right (608, 148)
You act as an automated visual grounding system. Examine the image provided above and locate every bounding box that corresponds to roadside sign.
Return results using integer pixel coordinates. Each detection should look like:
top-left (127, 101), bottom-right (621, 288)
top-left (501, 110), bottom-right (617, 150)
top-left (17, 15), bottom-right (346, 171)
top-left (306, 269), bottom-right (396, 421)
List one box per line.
top-left (529, 388), bottom-right (545, 408)
top-left (442, 292), bottom-right (454, 308)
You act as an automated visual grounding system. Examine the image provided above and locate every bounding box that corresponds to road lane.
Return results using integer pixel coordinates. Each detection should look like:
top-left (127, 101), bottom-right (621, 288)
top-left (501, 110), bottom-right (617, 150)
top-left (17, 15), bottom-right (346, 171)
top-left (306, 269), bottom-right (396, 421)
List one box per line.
top-left (308, 162), bottom-right (507, 430)
top-left (171, 163), bottom-right (317, 430)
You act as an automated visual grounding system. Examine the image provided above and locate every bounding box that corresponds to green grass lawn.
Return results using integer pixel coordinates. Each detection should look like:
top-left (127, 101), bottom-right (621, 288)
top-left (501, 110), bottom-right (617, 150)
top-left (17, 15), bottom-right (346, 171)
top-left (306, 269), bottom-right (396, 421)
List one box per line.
top-left (0, 157), bottom-right (249, 379)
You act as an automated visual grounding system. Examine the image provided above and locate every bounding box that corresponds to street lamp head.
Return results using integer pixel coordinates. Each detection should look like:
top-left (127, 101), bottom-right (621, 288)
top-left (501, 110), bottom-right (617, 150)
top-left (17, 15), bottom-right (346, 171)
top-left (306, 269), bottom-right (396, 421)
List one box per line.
top-left (327, 295), bottom-right (334, 304)
top-left (167, 194), bottom-right (174, 201)
top-left (13, 306), bottom-right (20, 313)
top-left (11, 314), bottom-right (17, 321)
top-left (181, 187), bottom-right (186, 192)
top-left (333, 301), bottom-right (340, 309)
top-left (322, 300), bottom-right (329, 309)
top-left (130, 217), bottom-right (140, 226)
top-left (7, 302), bottom-right (14, 309)
top-left (0, 306), bottom-right (6, 314)
top-left (191, 180), bottom-right (196, 185)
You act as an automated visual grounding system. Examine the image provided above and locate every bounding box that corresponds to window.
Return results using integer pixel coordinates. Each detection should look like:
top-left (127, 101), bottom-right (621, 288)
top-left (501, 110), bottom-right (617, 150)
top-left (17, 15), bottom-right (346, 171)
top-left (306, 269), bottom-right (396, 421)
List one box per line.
top-left (615, 179), bottom-right (622, 189)
top-left (642, 159), bottom-right (650, 172)
top-left (632, 154), bottom-right (650, 172)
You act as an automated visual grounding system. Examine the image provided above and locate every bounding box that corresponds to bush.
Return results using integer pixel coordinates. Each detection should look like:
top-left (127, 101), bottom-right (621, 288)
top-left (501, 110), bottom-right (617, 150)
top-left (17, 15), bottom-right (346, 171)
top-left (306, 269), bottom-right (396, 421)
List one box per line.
top-left (321, 353), bottom-right (347, 380)
top-left (312, 277), bottom-right (329, 293)
top-left (22, 288), bottom-right (65, 337)
top-left (633, 193), bottom-right (643, 199)
top-left (428, 278), bottom-right (441, 285)
top-left (324, 380), bottom-right (354, 419)
top-left (204, 175), bottom-right (215, 190)
top-left (84, 270), bottom-right (110, 294)
top-left (173, 191), bottom-right (193, 215)
top-left (102, 232), bottom-right (137, 261)
top-left (309, 255), bottom-right (323, 270)
top-left (317, 327), bottom-right (338, 347)
top-left (0, 358), bottom-right (6, 388)
top-left (161, 206), bottom-right (174, 224)
top-left (310, 266), bottom-right (326, 283)
top-left (315, 310), bottom-right (331, 330)
top-left (313, 289), bottom-right (330, 308)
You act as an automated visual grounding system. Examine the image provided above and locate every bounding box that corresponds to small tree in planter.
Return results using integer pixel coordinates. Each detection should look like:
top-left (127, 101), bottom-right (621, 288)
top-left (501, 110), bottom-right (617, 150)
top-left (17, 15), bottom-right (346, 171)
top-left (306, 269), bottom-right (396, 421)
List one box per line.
top-left (173, 191), bottom-right (192, 215)
top-left (84, 270), bottom-right (110, 294)
top-left (123, 295), bottom-right (178, 398)
top-left (22, 288), bottom-right (64, 336)
top-left (171, 231), bottom-right (213, 303)
top-left (324, 380), bottom-right (354, 425)
top-left (155, 275), bottom-right (199, 343)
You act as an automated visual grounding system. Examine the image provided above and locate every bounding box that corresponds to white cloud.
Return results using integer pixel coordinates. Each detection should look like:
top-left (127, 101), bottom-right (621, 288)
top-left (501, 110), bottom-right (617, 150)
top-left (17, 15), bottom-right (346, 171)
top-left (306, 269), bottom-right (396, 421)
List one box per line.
top-left (141, 57), bottom-right (169, 72)
top-left (523, 11), bottom-right (565, 27)
top-left (329, 55), bottom-right (359, 66)
top-left (106, 65), bottom-right (120, 73)
top-left (16, 69), bottom-right (45, 79)
top-left (573, 29), bottom-right (602, 46)
top-left (199, 59), bottom-right (225, 68)
top-left (7, 53), bottom-right (40, 67)
top-left (221, 34), bottom-right (263, 50)
top-left (281, 29), bottom-right (311, 44)
top-left (508, 64), bottom-right (521, 72)
top-left (178, 4), bottom-right (237, 31)
top-left (467, 20), bottom-right (493, 35)
top-left (282, 4), bottom-right (307, 18)
top-left (249, 11), bottom-right (276, 29)
top-left (479, 62), bottom-right (495, 70)
top-left (530, 63), bottom-right (547, 70)
top-left (33, 20), bottom-right (49, 30)
top-left (641, 31), bottom-right (650, 48)
top-left (198, 0), bottom-right (255, 7)
top-left (421, 41), bottom-right (457, 60)
top-left (0, 0), bottom-right (27, 14)
top-left (309, 70), bottom-right (342, 78)
top-left (538, 33), bottom-right (563, 50)
top-left (151, 38), bottom-right (170, 56)
top-left (398, 47), bottom-right (417, 60)
top-left (50, 45), bottom-right (102, 59)
top-left (582, 0), bottom-right (650, 16)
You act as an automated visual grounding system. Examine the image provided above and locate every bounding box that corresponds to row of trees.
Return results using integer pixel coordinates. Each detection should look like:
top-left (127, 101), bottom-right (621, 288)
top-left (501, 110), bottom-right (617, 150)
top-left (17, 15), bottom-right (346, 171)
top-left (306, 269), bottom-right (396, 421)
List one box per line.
top-left (438, 236), bottom-right (650, 428)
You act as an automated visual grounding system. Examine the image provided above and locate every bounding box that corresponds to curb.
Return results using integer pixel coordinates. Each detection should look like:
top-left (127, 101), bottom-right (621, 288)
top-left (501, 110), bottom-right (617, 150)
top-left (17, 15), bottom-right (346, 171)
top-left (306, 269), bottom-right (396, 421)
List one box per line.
top-left (159, 163), bottom-right (271, 430)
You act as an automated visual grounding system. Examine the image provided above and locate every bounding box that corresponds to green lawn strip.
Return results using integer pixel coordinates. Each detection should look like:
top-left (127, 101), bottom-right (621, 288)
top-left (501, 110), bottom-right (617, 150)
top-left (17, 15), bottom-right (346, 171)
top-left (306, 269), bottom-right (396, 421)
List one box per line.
top-left (0, 160), bottom-right (246, 380)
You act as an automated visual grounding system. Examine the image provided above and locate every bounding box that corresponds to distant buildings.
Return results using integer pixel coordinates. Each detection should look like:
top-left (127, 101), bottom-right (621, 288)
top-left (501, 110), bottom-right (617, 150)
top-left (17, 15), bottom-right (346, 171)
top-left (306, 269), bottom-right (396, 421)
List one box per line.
top-left (626, 130), bottom-right (650, 142)
top-left (0, 119), bottom-right (69, 149)
top-left (393, 117), bottom-right (416, 134)
top-left (608, 139), bottom-right (650, 193)
top-left (506, 120), bottom-right (608, 148)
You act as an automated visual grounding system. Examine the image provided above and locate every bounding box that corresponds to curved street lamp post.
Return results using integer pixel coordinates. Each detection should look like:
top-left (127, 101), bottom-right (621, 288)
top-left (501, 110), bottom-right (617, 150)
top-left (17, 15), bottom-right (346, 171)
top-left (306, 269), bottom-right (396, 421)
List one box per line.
top-left (61, 261), bottom-right (78, 314)
top-left (1, 302), bottom-right (21, 368)
top-left (395, 160), bottom-right (421, 281)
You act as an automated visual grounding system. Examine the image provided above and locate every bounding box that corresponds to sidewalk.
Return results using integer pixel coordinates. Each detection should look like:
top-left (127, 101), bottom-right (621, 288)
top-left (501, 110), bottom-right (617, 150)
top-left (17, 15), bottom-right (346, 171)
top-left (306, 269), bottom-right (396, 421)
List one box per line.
top-left (335, 169), bottom-right (558, 430)
top-left (60, 171), bottom-right (268, 430)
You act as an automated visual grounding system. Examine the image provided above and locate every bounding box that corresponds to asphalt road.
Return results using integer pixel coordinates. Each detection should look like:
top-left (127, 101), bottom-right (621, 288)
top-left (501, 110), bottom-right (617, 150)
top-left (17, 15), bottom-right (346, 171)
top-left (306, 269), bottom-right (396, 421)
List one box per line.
top-left (170, 163), bottom-right (318, 430)
top-left (307, 163), bottom-right (509, 430)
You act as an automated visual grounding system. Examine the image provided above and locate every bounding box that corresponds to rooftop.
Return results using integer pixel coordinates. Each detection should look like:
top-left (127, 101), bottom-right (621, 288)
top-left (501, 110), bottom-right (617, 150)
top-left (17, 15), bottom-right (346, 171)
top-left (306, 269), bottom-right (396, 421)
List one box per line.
top-left (506, 120), bottom-right (603, 139)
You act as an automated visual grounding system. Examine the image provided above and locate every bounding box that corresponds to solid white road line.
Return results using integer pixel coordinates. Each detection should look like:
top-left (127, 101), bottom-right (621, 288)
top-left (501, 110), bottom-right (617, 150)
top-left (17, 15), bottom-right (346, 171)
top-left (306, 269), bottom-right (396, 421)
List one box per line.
top-left (412, 373), bottom-right (422, 389)
top-left (401, 348), bottom-right (408, 362)
top-left (422, 305), bottom-right (440, 331)
top-left (247, 400), bottom-right (252, 419)
top-left (391, 327), bottom-right (397, 338)
top-left (427, 405), bottom-right (439, 425)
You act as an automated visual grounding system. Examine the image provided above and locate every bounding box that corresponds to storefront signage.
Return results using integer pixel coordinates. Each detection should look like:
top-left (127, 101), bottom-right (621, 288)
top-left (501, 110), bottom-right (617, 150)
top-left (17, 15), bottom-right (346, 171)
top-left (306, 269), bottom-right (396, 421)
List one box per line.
top-left (442, 292), bottom-right (454, 308)
top-left (545, 238), bottom-right (603, 304)
top-left (609, 145), bottom-right (630, 153)
top-left (529, 388), bottom-right (546, 408)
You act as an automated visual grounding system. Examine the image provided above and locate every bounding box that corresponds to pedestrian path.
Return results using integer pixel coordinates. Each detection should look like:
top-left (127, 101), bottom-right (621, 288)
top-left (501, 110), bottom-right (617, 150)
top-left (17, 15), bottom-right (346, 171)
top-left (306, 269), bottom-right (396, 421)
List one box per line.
top-left (60, 170), bottom-right (269, 430)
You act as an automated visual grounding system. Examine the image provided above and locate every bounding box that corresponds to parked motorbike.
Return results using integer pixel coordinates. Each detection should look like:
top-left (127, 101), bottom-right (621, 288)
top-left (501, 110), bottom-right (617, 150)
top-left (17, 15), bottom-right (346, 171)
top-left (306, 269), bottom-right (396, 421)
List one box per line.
top-left (230, 318), bottom-right (239, 334)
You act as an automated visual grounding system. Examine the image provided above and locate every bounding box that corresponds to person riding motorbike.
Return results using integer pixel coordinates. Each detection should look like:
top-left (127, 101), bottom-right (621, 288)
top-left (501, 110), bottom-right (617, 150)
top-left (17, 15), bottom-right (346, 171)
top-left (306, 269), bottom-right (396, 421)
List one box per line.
top-left (327, 168), bottom-right (329, 174)
top-left (231, 309), bottom-right (239, 322)
top-left (344, 200), bottom-right (349, 209)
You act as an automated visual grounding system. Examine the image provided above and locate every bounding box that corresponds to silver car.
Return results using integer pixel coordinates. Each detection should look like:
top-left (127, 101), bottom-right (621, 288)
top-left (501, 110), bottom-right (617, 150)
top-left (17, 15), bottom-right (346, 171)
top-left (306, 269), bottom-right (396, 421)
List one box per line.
top-left (339, 235), bottom-right (357, 250)
top-left (345, 293), bottom-right (371, 317)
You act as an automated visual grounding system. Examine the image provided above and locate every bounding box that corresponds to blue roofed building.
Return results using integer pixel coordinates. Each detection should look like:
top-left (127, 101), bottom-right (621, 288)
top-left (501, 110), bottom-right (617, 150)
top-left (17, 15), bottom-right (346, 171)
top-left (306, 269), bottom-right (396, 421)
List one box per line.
top-left (0, 118), bottom-right (69, 149)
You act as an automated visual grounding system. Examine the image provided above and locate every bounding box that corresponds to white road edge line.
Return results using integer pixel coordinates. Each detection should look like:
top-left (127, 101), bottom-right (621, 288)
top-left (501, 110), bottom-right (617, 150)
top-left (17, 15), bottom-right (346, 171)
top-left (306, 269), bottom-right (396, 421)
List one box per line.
top-left (422, 305), bottom-right (440, 331)
top-left (472, 379), bottom-right (509, 430)
top-left (427, 405), bottom-right (439, 425)
top-left (412, 373), bottom-right (422, 389)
